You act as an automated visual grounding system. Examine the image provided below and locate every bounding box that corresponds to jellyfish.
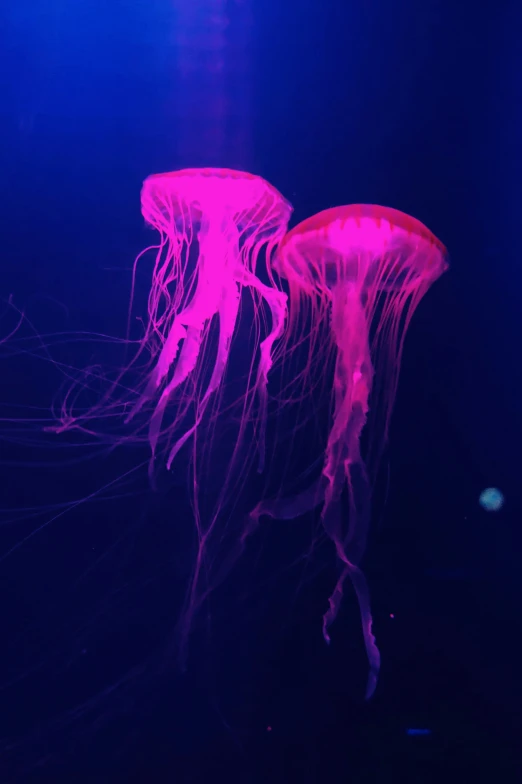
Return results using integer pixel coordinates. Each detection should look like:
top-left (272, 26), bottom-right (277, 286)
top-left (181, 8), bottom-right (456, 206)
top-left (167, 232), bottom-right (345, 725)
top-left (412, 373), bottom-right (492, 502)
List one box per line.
top-left (250, 204), bottom-right (448, 698)
top-left (45, 168), bottom-right (292, 669)
top-left (54, 168), bottom-right (292, 476)
top-left (129, 168), bottom-right (294, 472)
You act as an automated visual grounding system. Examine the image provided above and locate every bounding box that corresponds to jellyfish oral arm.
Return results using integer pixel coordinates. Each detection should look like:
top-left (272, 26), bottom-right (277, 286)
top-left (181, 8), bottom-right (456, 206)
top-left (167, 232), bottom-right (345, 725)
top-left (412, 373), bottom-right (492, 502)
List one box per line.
top-left (323, 285), bottom-right (373, 560)
top-left (148, 226), bottom-right (242, 461)
top-left (165, 278), bottom-right (241, 470)
top-left (126, 218), bottom-right (241, 442)
top-left (147, 324), bottom-right (204, 458)
top-left (326, 560), bottom-right (380, 700)
top-left (316, 285), bottom-right (380, 697)
top-left (247, 283), bottom-right (380, 698)
top-left (157, 220), bottom-right (237, 387)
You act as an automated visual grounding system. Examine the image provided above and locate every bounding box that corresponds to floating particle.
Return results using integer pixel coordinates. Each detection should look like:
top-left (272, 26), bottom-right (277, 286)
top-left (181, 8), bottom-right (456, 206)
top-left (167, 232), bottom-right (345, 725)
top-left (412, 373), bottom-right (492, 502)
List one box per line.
top-left (406, 728), bottom-right (432, 736)
top-left (479, 487), bottom-right (504, 512)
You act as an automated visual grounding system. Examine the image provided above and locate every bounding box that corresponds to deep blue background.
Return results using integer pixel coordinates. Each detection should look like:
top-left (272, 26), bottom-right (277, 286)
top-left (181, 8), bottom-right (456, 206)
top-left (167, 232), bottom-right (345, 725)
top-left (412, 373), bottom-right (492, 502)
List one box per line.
top-left (1, 1), bottom-right (521, 782)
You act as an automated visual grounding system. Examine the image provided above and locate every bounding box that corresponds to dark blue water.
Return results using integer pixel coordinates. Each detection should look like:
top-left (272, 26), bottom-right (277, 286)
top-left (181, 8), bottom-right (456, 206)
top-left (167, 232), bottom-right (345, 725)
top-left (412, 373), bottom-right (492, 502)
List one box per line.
top-left (1, 1), bottom-right (521, 782)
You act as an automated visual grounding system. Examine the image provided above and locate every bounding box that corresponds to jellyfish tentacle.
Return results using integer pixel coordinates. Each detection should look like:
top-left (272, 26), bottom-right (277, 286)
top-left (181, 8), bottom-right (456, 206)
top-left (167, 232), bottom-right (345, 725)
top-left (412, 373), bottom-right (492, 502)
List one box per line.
top-left (249, 475), bottom-right (329, 523)
top-left (238, 268), bottom-right (288, 473)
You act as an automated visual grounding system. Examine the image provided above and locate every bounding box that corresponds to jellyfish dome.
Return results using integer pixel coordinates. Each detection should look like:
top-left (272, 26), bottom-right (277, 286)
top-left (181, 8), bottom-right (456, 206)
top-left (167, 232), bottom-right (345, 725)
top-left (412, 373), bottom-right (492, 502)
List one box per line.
top-left (253, 204), bottom-right (448, 698)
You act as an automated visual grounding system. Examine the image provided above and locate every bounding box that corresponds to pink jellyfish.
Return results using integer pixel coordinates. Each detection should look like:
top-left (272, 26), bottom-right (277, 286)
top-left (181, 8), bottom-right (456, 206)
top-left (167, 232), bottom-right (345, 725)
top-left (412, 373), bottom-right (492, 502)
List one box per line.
top-left (250, 205), bottom-right (448, 698)
top-left (126, 168), bottom-right (291, 471)
top-left (55, 168), bottom-right (292, 475)
top-left (46, 168), bottom-right (292, 670)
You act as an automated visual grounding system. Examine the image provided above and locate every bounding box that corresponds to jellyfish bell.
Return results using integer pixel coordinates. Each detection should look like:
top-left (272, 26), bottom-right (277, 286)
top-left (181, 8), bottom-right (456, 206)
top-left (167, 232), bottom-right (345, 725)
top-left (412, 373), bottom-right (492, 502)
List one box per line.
top-left (142, 168), bottom-right (291, 241)
top-left (255, 204), bottom-right (448, 698)
top-left (278, 204), bottom-right (448, 296)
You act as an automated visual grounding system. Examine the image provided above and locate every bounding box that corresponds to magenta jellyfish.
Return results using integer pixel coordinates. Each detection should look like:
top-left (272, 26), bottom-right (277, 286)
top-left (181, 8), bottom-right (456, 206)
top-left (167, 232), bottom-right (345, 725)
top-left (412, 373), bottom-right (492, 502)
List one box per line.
top-left (48, 167), bottom-right (292, 666)
top-left (250, 204), bottom-right (448, 698)
top-left (54, 168), bottom-right (291, 476)
top-left (125, 168), bottom-right (292, 472)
